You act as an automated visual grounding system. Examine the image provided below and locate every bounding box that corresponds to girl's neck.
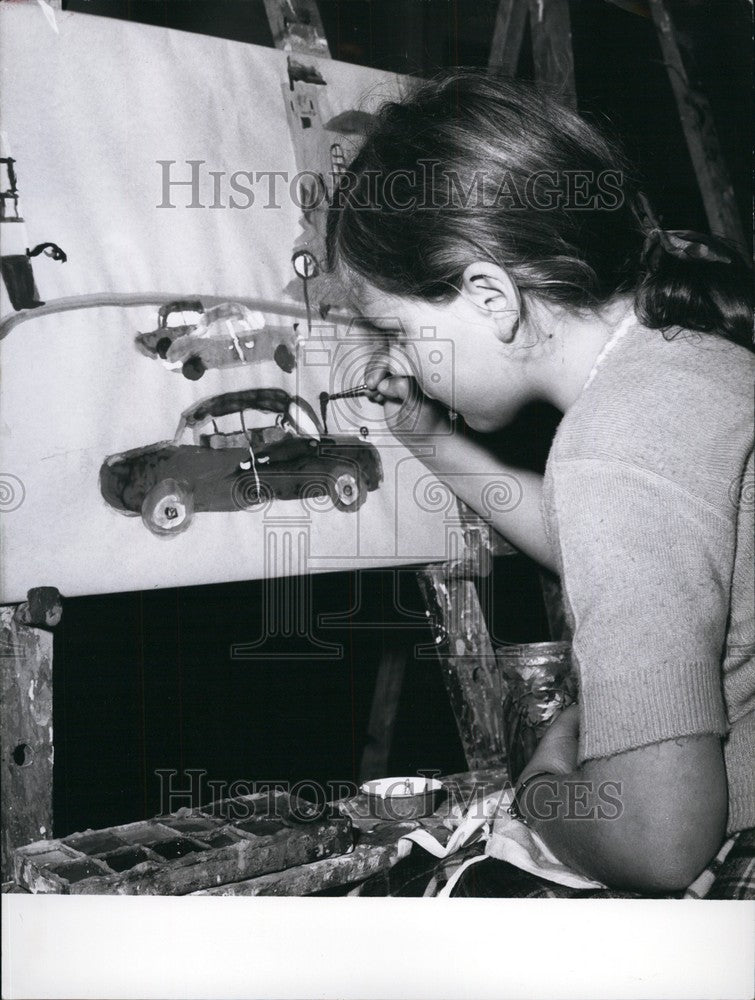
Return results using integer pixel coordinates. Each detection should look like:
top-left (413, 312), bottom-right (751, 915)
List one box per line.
top-left (526, 295), bottom-right (635, 413)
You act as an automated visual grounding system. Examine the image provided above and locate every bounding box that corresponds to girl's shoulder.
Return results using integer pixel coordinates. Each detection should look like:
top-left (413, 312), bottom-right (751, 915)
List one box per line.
top-left (547, 324), bottom-right (753, 517)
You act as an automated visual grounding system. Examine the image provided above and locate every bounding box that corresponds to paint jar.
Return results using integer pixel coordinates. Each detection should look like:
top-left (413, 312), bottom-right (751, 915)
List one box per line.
top-left (496, 641), bottom-right (577, 784)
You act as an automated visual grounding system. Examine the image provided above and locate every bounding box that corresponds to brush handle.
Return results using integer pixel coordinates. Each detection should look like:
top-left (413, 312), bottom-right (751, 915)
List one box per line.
top-left (329, 383), bottom-right (369, 400)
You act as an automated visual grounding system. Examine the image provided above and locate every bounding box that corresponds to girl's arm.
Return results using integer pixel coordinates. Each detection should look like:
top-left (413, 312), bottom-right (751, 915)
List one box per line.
top-left (516, 709), bottom-right (728, 891)
top-left (366, 373), bottom-right (557, 572)
top-left (518, 457), bottom-right (735, 890)
top-left (419, 428), bottom-right (556, 572)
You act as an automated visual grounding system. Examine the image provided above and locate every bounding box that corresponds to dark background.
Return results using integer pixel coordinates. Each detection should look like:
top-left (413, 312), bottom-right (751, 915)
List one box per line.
top-left (53, 0), bottom-right (751, 835)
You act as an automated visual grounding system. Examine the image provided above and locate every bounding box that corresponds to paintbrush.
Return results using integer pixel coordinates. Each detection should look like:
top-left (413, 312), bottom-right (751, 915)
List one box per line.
top-left (326, 382), bottom-right (370, 400)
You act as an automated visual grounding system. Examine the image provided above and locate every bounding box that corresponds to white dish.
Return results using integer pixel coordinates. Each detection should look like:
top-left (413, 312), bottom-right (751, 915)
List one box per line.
top-left (359, 776), bottom-right (444, 799)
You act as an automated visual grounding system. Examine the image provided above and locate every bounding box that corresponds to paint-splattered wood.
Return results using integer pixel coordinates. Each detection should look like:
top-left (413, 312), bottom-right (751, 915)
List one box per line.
top-left (263, 0), bottom-right (330, 58)
top-left (194, 820), bottom-right (419, 896)
top-left (540, 570), bottom-right (571, 642)
top-left (13, 587), bottom-right (62, 629)
top-left (79, 818), bottom-right (353, 896)
top-left (416, 564), bottom-right (505, 771)
top-left (1, 880), bottom-right (29, 893)
top-left (14, 803), bottom-right (354, 895)
top-left (648, 0), bottom-right (746, 250)
top-left (528, 0), bottom-right (577, 110)
top-left (414, 501), bottom-right (513, 770)
top-left (0, 606), bottom-right (54, 881)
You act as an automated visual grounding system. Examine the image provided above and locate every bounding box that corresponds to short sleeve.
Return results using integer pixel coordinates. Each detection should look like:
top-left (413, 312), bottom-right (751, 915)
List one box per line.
top-left (551, 458), bottom-right (731, 762)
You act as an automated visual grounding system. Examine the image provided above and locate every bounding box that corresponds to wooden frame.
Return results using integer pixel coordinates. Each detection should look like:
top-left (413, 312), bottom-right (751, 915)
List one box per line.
top-left (649, 0), bottom-right (747, 250)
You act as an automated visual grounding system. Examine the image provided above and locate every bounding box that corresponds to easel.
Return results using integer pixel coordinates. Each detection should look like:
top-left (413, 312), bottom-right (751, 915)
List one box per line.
top-left (1, 0), bottom-right (747, 883)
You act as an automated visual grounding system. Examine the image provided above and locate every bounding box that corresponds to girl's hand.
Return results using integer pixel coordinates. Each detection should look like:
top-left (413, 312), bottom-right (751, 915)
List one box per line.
top-left (519, 704), bottom-right (580, 782)
top-left (364, 354), bottom-right (450, 445)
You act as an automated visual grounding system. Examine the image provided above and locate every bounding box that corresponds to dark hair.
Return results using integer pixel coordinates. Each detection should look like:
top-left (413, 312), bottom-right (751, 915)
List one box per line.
top-left (326, 71), bottom-right (752, 349)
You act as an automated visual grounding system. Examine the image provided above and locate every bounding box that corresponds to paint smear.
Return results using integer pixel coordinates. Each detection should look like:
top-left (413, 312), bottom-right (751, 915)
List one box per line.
top-left (319, 392), bottom-right (330, 434)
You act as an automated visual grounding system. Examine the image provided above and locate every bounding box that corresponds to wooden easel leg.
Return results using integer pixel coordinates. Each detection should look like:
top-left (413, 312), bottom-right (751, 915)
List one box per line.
top-left (488, 0), bottom-right (529, 78)
top-left (262, 0), bottom-right (331, 58)
top-left (358, 637), bottom-right (408, 782)
top-left (1, 600), bottom-right (57, 881)
top-left (528, 0), bottom-right (577, 109)
top-left (414, 504), bottom-right (511, 771)
top-left (416, 562), bottom-right (504, 771)
top-left (539, 570), bottom-right (571, 642)
top-left (648, 0), bottom-right (746, 249)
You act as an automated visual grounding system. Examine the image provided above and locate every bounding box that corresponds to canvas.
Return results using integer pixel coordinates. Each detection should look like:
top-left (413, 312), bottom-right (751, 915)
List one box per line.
top-left (0, 6), bottom-right (473, 602)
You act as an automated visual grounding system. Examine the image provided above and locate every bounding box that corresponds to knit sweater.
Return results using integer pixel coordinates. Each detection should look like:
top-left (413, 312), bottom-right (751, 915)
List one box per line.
top-left (542, 315), bottom-right (755, 835)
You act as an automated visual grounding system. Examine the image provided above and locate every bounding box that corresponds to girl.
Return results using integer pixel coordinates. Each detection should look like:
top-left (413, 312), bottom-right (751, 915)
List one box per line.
top-left (325, 72), bottom-right (754, 895)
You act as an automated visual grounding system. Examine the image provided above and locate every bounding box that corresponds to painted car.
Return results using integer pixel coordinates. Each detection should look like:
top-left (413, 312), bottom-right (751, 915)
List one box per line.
top-left (135, 301), bottom-right (299, 380)
top-left (99, 387), bottom-right (383, 536)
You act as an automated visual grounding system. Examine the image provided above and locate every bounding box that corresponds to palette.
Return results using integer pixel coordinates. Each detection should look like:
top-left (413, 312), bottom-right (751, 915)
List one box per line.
top-left (13, 791), bottom-right (352, 894)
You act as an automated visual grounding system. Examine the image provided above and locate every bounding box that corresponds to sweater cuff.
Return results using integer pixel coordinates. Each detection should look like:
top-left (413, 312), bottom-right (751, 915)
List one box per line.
top-left (578, 658), bottom-right (728, 763)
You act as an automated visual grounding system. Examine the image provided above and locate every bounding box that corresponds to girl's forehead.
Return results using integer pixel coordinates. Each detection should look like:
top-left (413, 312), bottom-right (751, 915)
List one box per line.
top-left (327, 260), bottom-right (410, 317)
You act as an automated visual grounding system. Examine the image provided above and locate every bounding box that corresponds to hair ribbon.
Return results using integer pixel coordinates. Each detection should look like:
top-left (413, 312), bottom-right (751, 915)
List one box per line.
top-left (637, 192), bottom-right (734, 269)
top-left (642, 227), bottom-right (734, 267)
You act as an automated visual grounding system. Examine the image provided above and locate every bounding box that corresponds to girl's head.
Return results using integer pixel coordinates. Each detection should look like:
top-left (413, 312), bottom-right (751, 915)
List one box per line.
top-left (325, 72), bottom-right (751, 423)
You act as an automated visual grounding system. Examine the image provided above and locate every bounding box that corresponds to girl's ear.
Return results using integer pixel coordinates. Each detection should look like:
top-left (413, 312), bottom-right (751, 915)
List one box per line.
top-left (461, 262), bottom-right (521, 343)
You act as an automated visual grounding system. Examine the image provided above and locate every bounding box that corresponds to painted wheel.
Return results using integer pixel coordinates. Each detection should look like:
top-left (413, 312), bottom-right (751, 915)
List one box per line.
top-left (292, 248), bottom-right (320, 279)
top-left (155, 337), bottom-right (173, 360)
top-left (141, 479), bottom-right (194, 536)
top-left (182, 356), bottom-right (206, 380)
top-left (330, 469), bottom-right (366, 512)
